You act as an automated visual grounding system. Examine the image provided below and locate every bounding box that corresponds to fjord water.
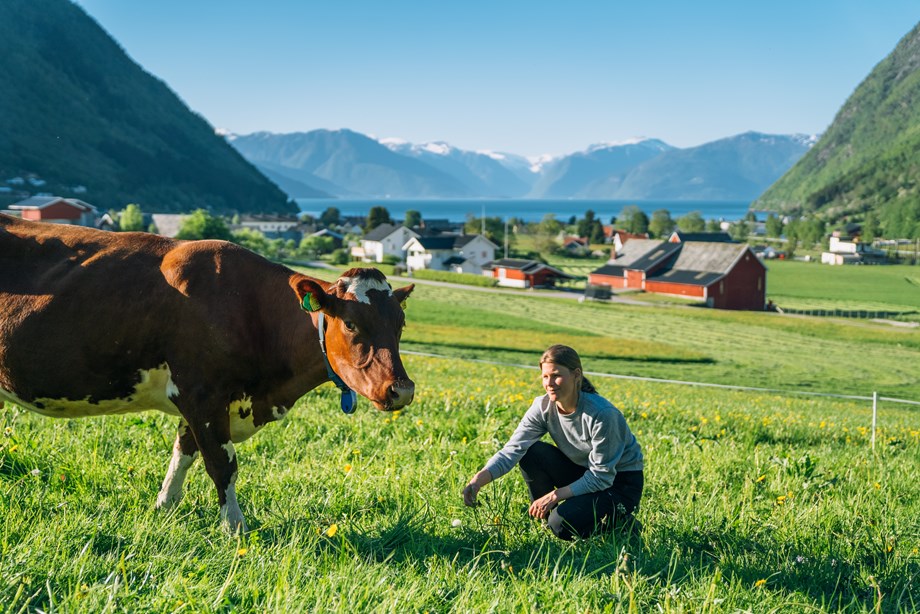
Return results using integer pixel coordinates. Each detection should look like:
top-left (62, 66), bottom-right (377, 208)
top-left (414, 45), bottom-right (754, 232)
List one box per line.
top-left (296, 198), bottom-right (752, 223)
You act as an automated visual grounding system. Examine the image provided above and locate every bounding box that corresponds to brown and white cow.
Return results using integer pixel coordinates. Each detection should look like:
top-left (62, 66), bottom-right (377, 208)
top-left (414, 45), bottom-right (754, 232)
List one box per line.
top-left (0, 214), bottom-right (414, 531)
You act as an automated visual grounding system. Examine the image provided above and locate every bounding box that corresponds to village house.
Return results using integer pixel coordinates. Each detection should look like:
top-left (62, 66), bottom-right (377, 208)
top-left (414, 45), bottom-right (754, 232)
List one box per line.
top-left (483, 259), bottom-right (574, 289)
top-left (589, 240), bottom-right (766, 310)
top-left (351, 223), bottom-right (419, 263)
top-left (7, 195), bottom-right (98, 227)
top-left (668, 230), bottom-right (735, 244)
top-left (610, 229), bottom-right (650, 254)
top-left (403, 234), bottom-right (498, 274)
top-left (821, 236), bottom-right (887, 265)
top-left (235, 214), bottom-right (300, 239)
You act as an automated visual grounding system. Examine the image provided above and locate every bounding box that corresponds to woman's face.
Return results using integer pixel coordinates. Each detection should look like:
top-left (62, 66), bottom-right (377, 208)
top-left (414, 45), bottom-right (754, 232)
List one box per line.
top-left (541, 361), bottom-right (580, 409)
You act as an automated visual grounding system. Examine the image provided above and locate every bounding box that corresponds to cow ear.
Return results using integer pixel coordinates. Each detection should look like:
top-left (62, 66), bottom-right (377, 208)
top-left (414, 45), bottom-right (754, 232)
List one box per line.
top-left (393, 284), bottom-right (414, 309)
top-left (291, 275), bottom-right (331, 313)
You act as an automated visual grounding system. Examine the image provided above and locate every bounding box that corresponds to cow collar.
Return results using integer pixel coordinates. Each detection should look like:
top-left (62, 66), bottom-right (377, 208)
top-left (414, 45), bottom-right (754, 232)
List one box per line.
top-left (317, 311), bottom-right (357, 414)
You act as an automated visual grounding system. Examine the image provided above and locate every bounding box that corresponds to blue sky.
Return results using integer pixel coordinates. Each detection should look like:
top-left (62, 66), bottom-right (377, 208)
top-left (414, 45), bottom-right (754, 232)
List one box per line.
top-left (74, 1), bottom-right (920, 157)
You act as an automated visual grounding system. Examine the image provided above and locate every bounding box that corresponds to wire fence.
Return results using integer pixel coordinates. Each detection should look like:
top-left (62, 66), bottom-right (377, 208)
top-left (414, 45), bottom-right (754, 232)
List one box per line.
top-left (404, 349), bottom-right (919, 451)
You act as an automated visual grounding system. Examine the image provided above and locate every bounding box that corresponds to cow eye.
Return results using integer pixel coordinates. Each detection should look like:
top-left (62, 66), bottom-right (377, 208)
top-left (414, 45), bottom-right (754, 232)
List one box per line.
top-left (343, 320), bottom-right (357, 332)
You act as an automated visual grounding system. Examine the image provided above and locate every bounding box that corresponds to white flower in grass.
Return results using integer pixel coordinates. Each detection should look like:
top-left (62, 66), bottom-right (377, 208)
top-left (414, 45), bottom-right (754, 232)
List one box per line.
top-left (451, 519), bottom-right (462, 528)
top-left (30, 468), bottom-right (41, 477)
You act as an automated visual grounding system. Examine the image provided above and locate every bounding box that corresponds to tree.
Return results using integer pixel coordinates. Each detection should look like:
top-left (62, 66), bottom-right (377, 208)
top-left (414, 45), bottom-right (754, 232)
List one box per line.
top-left (365, 206), bottom-right (392, 232)
top-left (729, 220), bottom-right (749, 242)
top-left (299, 235), bottom-right (335, 258)
top-left (618, 205), bottom-right (649, 235)
top-left (118, 203), bottom-right (145, 232)
top-left (765, 213), bottom-right (784, 238)
top-left (862, 212), bottom-right (880, 242)
top-left (533, 214), bottom-right (562, 255)
top-left (677, 211), bottom-right (706, 233)
top-left (464, 215), bottom-right (507, 246)
top-left (404, 210), bottom-right (422, 228)
top-left (320, 207), bottom-right (341, 228)
top-left (576, 210), bottom-right (605, 244)
top-left (648, 209), bottom-right (675, 238)
top-left (232, 228), bottom-right (269, 255)
top-left (705, 219), bottom-right (722, 232)
top-left (176, 209), bottom-right (232, 241)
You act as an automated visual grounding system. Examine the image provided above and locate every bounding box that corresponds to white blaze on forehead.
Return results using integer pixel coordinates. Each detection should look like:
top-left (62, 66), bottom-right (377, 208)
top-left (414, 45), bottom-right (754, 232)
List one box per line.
top-left (338, 276), bottom-right (392, 304)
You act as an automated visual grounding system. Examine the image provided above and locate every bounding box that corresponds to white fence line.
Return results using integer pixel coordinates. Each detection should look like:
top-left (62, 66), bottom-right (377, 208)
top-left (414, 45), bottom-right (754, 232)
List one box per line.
top-left (403, 350), bottom-right (920, 407)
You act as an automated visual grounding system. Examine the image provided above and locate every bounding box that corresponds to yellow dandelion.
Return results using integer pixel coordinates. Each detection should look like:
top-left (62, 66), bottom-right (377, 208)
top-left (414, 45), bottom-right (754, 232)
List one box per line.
top-left (416, 419), bottom-right (423, 426)
top-left (344, 464), bottom-right (352, 473)
top-left (776, 495), bottom-right (786, 505)
top-left (755, 474), bottom-right (766, 483)
top-left (874, 482), bottom-right (881, 490)
top-left (754, 579), bottom-right (767, 588)
top-left (326, 524), bottom-right (338, 537)
top-left (237, 547), bottom-right (248, 557)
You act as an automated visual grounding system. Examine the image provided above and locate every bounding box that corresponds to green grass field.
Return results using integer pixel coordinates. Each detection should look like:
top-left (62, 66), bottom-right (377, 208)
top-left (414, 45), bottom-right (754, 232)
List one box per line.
top-left (765, 261), bottom-right (920, 313)
top-left (2, 265), bottom-right (919, 611)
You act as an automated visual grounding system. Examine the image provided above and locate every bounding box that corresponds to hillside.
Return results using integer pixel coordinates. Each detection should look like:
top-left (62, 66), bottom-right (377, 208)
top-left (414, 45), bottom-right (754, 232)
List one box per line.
top-left (529, 139), bottom-right (673, 198)
top-left (755, 21), bottom-right (920, 235)
top-left (0, 0), bottom-right (293, 214)
top-left (594, 132), bottom-right (813, 200)
top-left (229, 130), bottom-right (473, 198)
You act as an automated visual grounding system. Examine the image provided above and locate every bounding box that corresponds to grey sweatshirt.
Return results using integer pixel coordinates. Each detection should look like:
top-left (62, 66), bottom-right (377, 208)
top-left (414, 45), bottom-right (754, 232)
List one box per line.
top-left (484, 392), bottom-right (644, 497)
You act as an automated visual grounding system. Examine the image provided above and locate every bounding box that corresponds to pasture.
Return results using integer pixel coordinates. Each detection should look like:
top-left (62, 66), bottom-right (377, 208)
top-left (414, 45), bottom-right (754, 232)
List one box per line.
top-left (2, 272), bottom-right (919, 611)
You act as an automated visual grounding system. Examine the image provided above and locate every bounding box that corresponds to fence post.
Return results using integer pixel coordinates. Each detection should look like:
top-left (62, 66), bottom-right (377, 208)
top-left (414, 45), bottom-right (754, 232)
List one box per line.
top-left (871, 391), bottom-right (878, 451)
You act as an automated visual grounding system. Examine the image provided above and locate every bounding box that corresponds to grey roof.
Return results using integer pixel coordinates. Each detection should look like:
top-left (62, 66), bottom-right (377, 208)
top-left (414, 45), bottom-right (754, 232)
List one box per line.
top-left (666, 242), bottom-right (750, 274)
top-left (590, 264), bottom-right (626, 277)
top-left (610, 239), bottom-right (665, 266)
top-left (625, 241), bottom-right (682, 272)
top-left (485, 258), bottom-right (573, 278)
top-left (364, 223), bottom-right (409, 242)
top-left (443, 255), bottom-right (466, 266)
top-left (151, 214), bottom-right (186, 238)
top-left (414, 234), bottom-right (489, 250)
top-left (670, 231), bottom-right (735, 243)
top-left (648, 269), bottom-right (723, 286)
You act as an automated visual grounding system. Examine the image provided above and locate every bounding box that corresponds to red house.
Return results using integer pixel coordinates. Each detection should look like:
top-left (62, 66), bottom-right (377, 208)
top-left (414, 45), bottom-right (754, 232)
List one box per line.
top-left (484, 259), bottom-right (574, 289)
top-left (589, 241), bottom-right (767, 310)
top-left (8, 196), bottom-right (98, 227)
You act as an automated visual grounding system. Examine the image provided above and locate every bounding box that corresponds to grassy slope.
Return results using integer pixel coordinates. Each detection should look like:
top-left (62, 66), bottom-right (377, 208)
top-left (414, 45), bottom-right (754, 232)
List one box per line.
top-left (765, 260), bottom-right (920, 312)
top-left (3, 264), bottom-right (916, 610)
top-left (1, 356), bottom-right (918, 611)
top-left (402, 283), bottom-right (920, 399)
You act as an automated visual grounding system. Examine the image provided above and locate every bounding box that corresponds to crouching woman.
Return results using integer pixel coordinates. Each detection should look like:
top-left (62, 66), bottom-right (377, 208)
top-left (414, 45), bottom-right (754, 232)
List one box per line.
top-left (461, 344), bottom-right (644, 540)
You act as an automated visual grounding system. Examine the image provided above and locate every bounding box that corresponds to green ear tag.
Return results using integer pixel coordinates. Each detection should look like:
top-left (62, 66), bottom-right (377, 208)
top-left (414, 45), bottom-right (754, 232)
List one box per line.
top-left (302, 292), bottom-right (321, 312)
top-left (400, 300), bottom-right (407, 310)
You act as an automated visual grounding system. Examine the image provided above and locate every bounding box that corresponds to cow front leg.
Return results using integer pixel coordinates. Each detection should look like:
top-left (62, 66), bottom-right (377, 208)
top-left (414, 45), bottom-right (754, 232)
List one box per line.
top-left (186, 417), bottom-right (248, 533)
top-left (156, 419), bottom-right (198, 510)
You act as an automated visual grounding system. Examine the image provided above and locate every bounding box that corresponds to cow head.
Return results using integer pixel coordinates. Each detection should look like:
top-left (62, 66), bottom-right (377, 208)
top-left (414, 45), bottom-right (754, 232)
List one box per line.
top-left (291, 268), bottom-right (415, 411)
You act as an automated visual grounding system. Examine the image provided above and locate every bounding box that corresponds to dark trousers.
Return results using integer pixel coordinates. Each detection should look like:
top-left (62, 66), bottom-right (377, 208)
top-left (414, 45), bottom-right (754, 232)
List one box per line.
top-left (518, 441), bottom-right (644, 541)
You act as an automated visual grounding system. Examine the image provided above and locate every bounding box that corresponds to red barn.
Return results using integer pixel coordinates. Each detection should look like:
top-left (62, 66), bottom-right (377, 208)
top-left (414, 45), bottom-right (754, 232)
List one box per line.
top-left (589, 241), bottom-right (767, 310)
top-left (484, 259), bottom-right (573, 289)
top-left (9, 196), bottom-right (98, 227)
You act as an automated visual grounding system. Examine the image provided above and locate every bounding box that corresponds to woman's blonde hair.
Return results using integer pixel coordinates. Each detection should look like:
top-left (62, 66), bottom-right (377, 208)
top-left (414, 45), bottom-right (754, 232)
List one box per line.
top-left (540, 344), bottom-right (597, 393)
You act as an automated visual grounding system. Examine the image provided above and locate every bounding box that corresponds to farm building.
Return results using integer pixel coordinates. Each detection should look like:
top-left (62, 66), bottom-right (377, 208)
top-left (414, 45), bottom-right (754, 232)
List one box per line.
top-left (351, 224), bottom-right (419, 263)
top-left (8, 196), bottom-right (98, 227)
top-left (589, 241), bottom-right (766, 310)
top-left (668, 230), bottom-right (735, 243)
top-left (483, 259), bottom-right (574, 289)
top-left (403, 234), bottom-right (497, 274)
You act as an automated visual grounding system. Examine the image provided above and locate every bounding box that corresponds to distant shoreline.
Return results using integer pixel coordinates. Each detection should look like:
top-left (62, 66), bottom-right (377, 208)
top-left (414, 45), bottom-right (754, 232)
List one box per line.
top-left (295, 198), bottom-right (754, 223)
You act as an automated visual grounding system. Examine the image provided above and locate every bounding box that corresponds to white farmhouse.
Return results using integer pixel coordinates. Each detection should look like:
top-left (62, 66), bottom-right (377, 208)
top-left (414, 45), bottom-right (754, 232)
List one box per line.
top-left (403, 234), bottom-right (498, 274)
top-left (352, 223), bottom-right (418, 263)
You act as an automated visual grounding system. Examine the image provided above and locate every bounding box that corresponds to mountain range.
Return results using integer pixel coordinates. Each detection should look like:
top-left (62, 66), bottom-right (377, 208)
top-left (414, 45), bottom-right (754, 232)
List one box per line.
top-left (228, 130), bottom-right (815, 202)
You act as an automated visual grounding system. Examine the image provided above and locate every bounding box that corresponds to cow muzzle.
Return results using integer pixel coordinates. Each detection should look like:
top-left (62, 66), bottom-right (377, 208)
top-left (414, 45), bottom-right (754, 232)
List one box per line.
top-left (384, 379), bottom-right (415, 410)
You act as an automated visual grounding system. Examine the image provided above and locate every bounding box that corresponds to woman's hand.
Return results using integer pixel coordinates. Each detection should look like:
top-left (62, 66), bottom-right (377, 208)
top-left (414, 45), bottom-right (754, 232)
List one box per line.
top-left (462, 469), bottom-right (492, 507)
top-left (528, 490), bottom-right (560, 519)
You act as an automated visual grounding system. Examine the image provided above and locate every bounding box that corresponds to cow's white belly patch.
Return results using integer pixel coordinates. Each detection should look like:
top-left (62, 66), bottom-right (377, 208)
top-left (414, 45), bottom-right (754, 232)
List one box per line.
top-left (228, 395), bottom-right (261, 442)
top-left (0, 364), bottom-right (182, 418)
